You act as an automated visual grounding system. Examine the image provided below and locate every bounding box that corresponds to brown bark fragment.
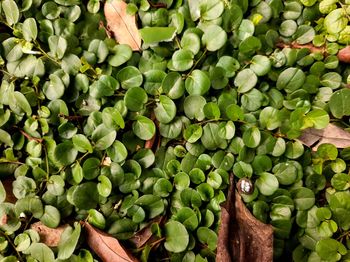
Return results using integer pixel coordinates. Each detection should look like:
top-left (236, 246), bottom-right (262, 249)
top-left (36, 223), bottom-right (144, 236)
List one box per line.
top-left (31, 222), bottom-right (68, 247)
top-left (216, 175), bottom-right (274, 262)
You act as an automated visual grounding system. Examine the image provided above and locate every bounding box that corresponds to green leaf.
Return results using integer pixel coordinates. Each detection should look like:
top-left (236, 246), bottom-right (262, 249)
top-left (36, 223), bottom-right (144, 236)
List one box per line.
top-left (40, 205), bottom-right (61, 228)
top-left (276, 67), bottom-right (305, 93)
top-left (91, 124), bottom-right (116, 150)
top-left (54, 141), bottom-right (78, 166)
top-left (316, 238), bottom-right (347, 261)
top-left (250, 55), bottom-right (271, 76)
top-left (124, 86), bottom-right (148, 112)
top-left (184, 124), bottom-right (203, 143)
top-left (11, 91), bottom-right (32, 116)
top-left (0, 182), bottom-right (5, 204)
top-left (72, 134), bottom-right (93, 153)
top-left (2, 0), bottom-right (19, 25)
top-left (331, 173), bottom-right (350, 191)
top-left (171, 49), bottom-right (194, 72)
top-left (23, 18), bottom-right (38, 41)
top-left (201, 123), bottom-right (227, 150)
top-left (97, 175), bottom-right (112, 197)
top-left (108, 44), bottom-right (132, 67)
top-left (28, 243), bottom-right (55, 262)
top-left (292, 187), bottom-right (315, 211)
top-left (255, 172), bottom-right (279, 196)
top-left (71, 182), bottom-right (99, 210)
top-left (106, 140), bottom-right (127, 163)
top-left (164, 221), bottom-right (189, 253)
top-left (88, 209), bottom-right (105, 229)
top-left (181, 33), bottom-right (201, 55)
top-left (58, 223), bottom-right (81, 260)
top-left (184, 95), bottom-right (206, 121)
top-left (134, 195), bottom-right (164, 218)
top-left (235, 69), bottom-right (257, 93)
top-left (88, 39), bottom-right (108, 63)
top-left (0, 129), bottom-right (13, 147)
top-left (139, 27), bottom-right (177, 44)
top-left (133, 116), bottom-right (156, 140)
top-left (202, 24), bottom-right (227, 51)
top-left (185, 70), bottom-right (210, 96)
top-left (197, 227), bottom-right (218, 251)
top-left (48, 36), bottom-right (67, 59)
top-left (47, 175), bottom-right (65, 196)
top-left (259, 107), bottom-right (281, 130)
top-left (243, 127), bottom-right (261, 148)
top-left (154, 95), bottom-right (176, 124)
top-left (117, 66), bottom-right (143, 90)
top-left (162, 72), bottom-right (185, 99)
top-left (324, 9), bottom-right (347, 34)
top-left (305, 109), bottom-right (329, 129)
top-left (90, 75), bottom-right (119, 98)
top-left (43, 74), bottom-right (65, 100)
top-left (329, 89), bottom-right (350, 119)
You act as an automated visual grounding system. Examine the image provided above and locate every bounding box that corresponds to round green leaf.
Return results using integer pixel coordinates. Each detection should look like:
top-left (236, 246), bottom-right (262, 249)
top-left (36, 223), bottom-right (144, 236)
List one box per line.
top-left (132, 116), bottom-right (156, 140)
top-left (164, 221), bottom-right (189, 253)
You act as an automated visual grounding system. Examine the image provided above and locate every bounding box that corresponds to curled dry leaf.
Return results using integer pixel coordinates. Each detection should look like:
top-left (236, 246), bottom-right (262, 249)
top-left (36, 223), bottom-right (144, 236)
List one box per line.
top-left (298, 123), bottom-right (350, 150)
top-left (277, 41), bottom-right (350, 64)
top-left (82, 221), bottom-right (139, 262)
top-left (337, 46), bottom-right (350, 64)
top-left (31, 222), bottom-right (68, 247)
top-left (216, 175), bottom-right (273, 262)
top-left (104, 0), bottom-right (142, 51)
top-left (3, 178), bottom-right (16, 204)
top-left (129, 216), bottom-right (164, 249)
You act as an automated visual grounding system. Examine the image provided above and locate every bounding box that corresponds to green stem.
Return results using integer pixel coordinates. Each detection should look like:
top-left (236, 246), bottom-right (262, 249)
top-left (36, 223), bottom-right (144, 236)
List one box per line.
top-left (186, 49), bottom-right (208, 77)
top-left (0, 231), bottom-right (24, 262)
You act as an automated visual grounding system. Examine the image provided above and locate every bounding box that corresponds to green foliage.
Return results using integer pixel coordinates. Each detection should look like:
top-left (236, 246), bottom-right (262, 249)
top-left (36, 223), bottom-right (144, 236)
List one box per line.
top-left (1, 0), bottom-right (350, 261)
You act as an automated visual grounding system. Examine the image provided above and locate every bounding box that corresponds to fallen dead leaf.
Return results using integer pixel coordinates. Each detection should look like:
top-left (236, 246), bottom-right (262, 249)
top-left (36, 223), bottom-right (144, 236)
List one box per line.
top-left (104, 0), bottom-right (142, 51)
top-left (2, 178), bottom-right (16, 204)
top-left (298, 123), bottom-right (350, 151)
top-left (31, 222), bottom-right (68, 247)
top-left (129, 216), bottom-right (164, 249)
top-left (338, 46), bottom-right (350, 64)
top-left (216, 175), bottom-right (273, 262)
top-left (82, 221), bottom-right (139, 262)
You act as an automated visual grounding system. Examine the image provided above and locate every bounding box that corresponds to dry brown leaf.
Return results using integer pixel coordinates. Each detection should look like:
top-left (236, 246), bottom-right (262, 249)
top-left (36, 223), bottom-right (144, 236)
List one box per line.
top-left (298, 123), bottom-right (350, 150)
top-left (83, 222), bottom-right (139, 262)
top-left (129, 216), bottom-right (163, 249)
top-left (2, 178), bottom-right (16, 204)
top-left (216, 175), bottom-right (274, 262)
top-left (104, 0), bottom-right (141, 51)
top-left (31, 222), bottom-right (68, 247)
top-left (338, 46), bottom-right (350, 63)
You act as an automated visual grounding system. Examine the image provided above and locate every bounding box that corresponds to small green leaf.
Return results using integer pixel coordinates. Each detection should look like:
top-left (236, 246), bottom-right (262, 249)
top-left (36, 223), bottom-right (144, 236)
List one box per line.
top-left (164, 221), bottom-right (189, 253)
top-left (132, 116), bottom-right (156, 140)
top-left (23, 18), bottom-right (38, 41)
top-left (58, 223), bottom-right (81, 260)
top-left (139, 27), bottom-right (177, 44)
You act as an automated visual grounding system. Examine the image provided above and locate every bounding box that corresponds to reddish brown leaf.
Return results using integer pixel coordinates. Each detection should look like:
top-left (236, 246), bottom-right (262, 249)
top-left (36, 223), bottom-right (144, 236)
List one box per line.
top-left (129, 216), bottom-right (164, 249)
top-left (338, 46), bottom-right (350, 63)
top-left (104, 0), bottom-right (141, 51)
top-left (2, 178), bottom-right (16, 204)
top-left (31, 222), bottom-right (68, 247)
top-left (216, 175), bottom-right (274, 262)
top-left (82, 222), bottom-right (139, 262)
top-left (298, 123), bottom-right (350, 150)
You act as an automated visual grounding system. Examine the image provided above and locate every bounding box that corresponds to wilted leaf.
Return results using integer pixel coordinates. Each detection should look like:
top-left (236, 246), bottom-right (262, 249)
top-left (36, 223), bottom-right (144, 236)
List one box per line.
top-left (104, 0), bottom-right (141, 51)
top-left (298, 123), bottom-right (350, 150)
top-left (216, 175), bottom-right (273, 262)
top-left (83, 222), bottom-right (138, 262)
top-left (31, 222), bottom-right (68, 247)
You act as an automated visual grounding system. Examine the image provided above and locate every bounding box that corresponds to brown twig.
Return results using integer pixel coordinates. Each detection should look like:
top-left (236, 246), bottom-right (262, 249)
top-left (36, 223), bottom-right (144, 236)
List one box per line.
top-left (58, 113), bottom-right (83, 121)
top-left (147, 0), bottom-right (167, 8)
top-left (19, 130), bottom-right (43, 143)
top-left (276, 41), bottom-right (327, 55)
top-left (276, 40), bottom-right (350, 64)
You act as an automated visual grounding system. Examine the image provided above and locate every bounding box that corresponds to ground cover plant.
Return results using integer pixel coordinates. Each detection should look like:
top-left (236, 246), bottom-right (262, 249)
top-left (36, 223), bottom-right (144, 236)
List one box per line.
top-left (2, 0), bottom-right (350, 261)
